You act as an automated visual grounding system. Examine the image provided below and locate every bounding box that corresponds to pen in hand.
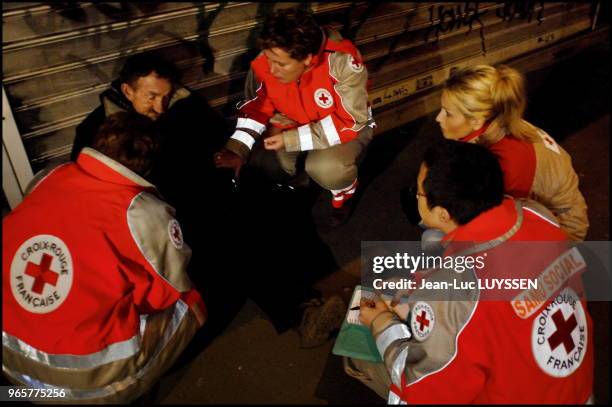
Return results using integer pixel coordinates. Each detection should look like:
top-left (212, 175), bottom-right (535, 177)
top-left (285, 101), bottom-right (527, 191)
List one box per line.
top-left (351, 298), bottom-right (377, 310)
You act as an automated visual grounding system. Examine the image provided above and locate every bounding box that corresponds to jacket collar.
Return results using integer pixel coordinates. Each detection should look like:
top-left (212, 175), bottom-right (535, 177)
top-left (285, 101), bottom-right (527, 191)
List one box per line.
top-left (460, 119), bottom-right (508, 146)
top-left (443, 198), bottom-right (521, 244)
top-left (100, 79), bottom-right (191, 117)
top-left (77, 148), bottom-right (156, 190)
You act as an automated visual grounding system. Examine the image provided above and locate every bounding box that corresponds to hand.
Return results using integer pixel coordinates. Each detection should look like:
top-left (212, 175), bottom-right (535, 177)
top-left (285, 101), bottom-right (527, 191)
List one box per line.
top-left (267, 125), bottom-right (283, 137)
top-left (214, 148), bottom-right (244, 179)
top-left (263, 134), bottom-right (284, 151)
top-left (359, 298), bottom-right (391, 327)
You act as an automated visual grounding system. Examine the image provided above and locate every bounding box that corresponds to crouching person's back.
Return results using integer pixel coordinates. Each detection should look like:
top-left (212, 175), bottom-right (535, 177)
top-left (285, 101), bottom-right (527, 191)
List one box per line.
top-left (2, 112), bottom-right (206, 403)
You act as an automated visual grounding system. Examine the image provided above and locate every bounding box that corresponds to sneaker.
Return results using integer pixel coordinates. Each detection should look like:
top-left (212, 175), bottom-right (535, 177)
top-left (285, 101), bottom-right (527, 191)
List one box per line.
top-left (298, 295), bottom-right (346, 348)
top-left (331, 179), bottom-right (358, 209)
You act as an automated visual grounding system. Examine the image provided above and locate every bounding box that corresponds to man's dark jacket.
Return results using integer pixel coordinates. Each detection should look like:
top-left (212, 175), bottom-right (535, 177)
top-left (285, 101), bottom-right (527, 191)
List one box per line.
top-left (72, 80), bottom-right (230, 219)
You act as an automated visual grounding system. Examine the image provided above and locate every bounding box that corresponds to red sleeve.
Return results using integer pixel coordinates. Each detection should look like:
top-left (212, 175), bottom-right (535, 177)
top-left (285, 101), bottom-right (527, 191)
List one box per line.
top-left (238, 68), bottom-right (275, 126)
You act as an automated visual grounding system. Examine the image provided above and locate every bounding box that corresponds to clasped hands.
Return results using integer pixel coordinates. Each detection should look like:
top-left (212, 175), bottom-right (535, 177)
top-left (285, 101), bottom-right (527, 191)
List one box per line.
top-left (262, 126), bottom-right (284, 151)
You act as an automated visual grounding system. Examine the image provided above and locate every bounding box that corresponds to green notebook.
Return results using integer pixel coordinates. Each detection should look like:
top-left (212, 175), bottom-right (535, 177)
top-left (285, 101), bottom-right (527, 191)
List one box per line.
top-left (332, 286), bottom-right (383, 363)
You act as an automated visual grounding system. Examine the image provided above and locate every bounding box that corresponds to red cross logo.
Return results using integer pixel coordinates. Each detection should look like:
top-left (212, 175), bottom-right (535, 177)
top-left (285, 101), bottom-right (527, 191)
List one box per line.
top-left (547, 309), bottom-right (578, 353)
top-left (415, 310), bottom-right (430, 331)
top-left (318, 93), bottom-right (330, 105)
top-left (25, 253), bottom-right (59, 294)
top-left (543, 135), bottom-right (554, 146)
top-left (351, 58), bottom-right (361, 68)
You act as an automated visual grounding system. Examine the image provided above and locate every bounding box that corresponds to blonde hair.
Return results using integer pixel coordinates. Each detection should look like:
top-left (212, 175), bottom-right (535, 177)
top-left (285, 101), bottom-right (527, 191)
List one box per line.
top-left (443, 64), bottom-right (538, 142)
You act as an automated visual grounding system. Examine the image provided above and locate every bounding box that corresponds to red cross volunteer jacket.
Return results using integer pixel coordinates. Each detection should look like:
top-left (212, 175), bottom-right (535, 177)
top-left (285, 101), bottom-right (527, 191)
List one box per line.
top-left (225, 29), bottom-right (373, 159)
top-left (370, 198), bottom-right (593, 404)
top-left (2, 148), bottom-right (206, 403)
top-left (461, 120), bottom-right (589, 241)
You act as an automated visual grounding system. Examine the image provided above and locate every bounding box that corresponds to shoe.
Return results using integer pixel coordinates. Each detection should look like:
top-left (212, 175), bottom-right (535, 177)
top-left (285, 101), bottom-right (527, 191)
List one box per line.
top-left (331, 179), bottom-right (358, 209)
top-left (298, 295), bottom-right (346, 348)
top-left (329, 199), bottom-right (356, 227)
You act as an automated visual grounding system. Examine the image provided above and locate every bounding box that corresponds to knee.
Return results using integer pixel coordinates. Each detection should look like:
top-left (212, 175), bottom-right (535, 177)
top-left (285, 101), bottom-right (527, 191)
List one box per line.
top-left (305, 157), bottom-right (357, 190)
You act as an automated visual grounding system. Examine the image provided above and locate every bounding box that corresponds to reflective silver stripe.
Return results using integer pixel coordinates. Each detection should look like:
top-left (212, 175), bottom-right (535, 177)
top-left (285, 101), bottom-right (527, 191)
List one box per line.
top-left (321, 115), bottom-right (341, 146)
top-left (331, 178), bottom-right (357, 195)
top-left (387, 392), bottom-right (406, 405)
top-left (390, 347), bottom-right (408, 388)
top-left (139, 314), bottom-right (148, 338)
top-left (2, 300), bottom-right (189, 400)
top-left (236, 117), bottom-right (266, 135)
top-left (523, 207), bottom-right (560, 228)
top-left (2, 330), bottom-right (140, 369)
top-left (297, 124), bottom-right (314, 151)
top-left (230, 130), bottom-right (256, 150)
top-left (376, 323), bottom-right (410, 358)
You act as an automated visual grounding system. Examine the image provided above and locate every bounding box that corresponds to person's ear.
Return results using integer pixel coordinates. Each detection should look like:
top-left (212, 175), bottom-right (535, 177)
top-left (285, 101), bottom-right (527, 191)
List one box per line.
top-left (304, 53), bottom-right (313, 67)
top-left (469, 116), bottom-right (485, 131)
top-left (439, 207), bottom-right (452, 223)
top-left (121, 83), bottom-right (135, 102)
top-left (432, 206), bottom-right (452, 226)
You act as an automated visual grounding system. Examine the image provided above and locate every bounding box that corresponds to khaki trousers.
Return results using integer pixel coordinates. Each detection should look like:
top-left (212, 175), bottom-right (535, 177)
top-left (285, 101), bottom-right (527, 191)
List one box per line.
top-left (276, 127), bottom-right (373, 190)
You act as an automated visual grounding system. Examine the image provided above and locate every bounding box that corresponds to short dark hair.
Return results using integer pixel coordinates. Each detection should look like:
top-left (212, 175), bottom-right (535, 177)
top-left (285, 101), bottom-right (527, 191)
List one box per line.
top-left (422, 140), bottom-right (504, 225)
top-left (93, 112), bottom-right (160, 176)
top-left (257, 8), bottom-right (324, 61)
top-left (119, 51), bottom-right (180, 87)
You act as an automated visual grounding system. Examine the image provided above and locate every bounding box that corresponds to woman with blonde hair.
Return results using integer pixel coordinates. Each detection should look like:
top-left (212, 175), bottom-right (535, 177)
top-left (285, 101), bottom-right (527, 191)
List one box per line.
top-left (435, 64), bottom-right (588, 240)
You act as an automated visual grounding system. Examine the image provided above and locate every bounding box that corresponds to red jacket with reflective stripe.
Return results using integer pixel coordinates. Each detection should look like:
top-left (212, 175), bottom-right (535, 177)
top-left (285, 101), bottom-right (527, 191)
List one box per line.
top-left (391, 200), bottom-right (594, 403)
top-left (245, 37), bottom-right (361, 138)
top-left (225, 33), bottom-right (371, 156)
top-left (2, 149), bottom-right (205, 359)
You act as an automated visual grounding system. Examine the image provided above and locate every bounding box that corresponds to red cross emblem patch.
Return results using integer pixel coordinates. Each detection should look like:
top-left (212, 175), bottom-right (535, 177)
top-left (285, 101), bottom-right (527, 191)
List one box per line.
top-left (10, 235), bottom-right (73, 314)
top-left (314, 88), bottom-right (334, 109)
top-left (532, 287), bottom-right (587, 377)
top-left (347, 55), bottom-right (364, 73)
top-left (410, 301), bottom-right (435, 341)
top-left (537, 130), bottom-right (560, 154)
top-left (168, 219), bottom-right (184, 249)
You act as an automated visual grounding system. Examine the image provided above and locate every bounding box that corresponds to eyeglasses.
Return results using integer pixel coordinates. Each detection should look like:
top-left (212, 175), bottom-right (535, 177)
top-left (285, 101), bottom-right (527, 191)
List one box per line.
top-left (415, 191), bottom-right (426, 199)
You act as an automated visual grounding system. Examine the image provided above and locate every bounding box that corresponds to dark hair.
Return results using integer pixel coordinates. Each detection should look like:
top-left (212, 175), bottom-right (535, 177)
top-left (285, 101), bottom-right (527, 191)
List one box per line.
top-left (257, 8), bottom-right (324, 61)
top-left (422, 140), bottom-right (504, 225)
top-left (119, 51), bottom-right (180, 87)
top-left (93, 112), bottom-right (160, 176)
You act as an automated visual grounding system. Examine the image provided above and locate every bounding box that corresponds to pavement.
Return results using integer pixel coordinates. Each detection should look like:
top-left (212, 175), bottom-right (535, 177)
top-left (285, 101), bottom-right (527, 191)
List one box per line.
top-left (157, 43), bottom-right (610, 404)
